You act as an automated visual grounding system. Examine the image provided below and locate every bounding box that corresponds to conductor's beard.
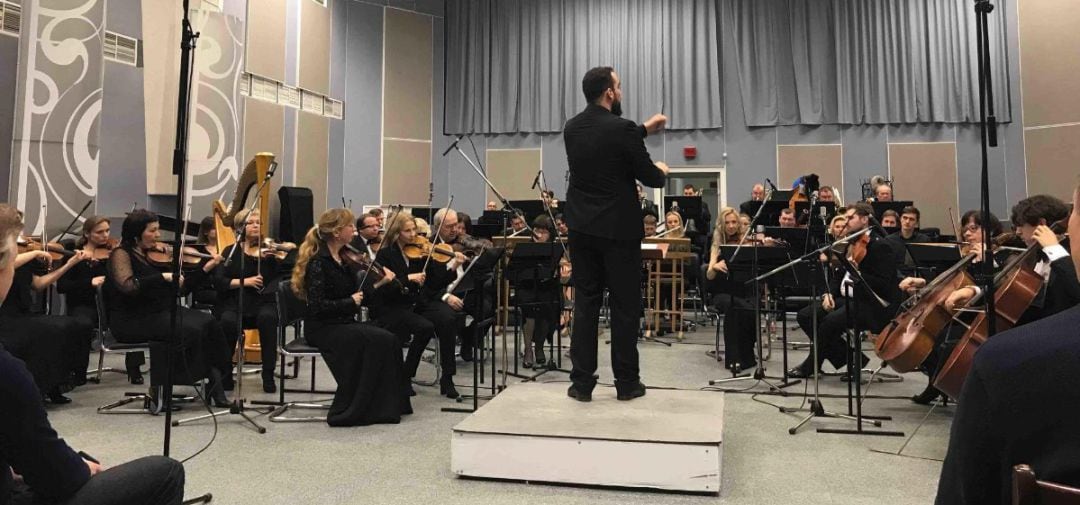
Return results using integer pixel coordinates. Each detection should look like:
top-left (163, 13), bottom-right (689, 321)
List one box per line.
top-left (611, 99), bottom-right (623, 117)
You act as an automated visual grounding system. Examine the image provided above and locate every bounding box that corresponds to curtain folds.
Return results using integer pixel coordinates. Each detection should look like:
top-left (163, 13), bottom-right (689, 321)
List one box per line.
top-left (726, 0), bottom-right (1013, 126)
top-left (444, 0), bottom-right (723, 134)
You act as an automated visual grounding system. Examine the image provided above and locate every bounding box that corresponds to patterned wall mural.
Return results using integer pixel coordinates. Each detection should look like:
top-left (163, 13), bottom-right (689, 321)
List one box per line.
top-left (9, 0), bottom-right (105, 238)
top-left (184, 0), bottom-right (246, 220)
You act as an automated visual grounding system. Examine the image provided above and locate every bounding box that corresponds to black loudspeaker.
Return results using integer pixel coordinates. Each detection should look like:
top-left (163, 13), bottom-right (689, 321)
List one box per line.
top-left (278, 186), bottom-right (314, 244)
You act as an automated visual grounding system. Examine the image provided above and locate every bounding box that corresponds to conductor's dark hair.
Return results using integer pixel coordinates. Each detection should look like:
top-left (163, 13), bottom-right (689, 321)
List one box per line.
top-left (121, 209), bottom-right (159, 246)
top-left (1011, 195), bottom-right (1069, 227)
top-left (582, 66), bottom-right (616, 104)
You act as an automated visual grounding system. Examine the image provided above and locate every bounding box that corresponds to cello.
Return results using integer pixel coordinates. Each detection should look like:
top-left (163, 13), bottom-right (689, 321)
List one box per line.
top-left (933, 224), bottom-right (1062, 400)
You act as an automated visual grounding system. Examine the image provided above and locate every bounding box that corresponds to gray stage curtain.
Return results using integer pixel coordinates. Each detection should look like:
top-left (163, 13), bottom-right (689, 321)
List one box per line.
top-left (726, 0), bottom-right (1013, 126)
top-left (444, 0), bottom-right (723, 134)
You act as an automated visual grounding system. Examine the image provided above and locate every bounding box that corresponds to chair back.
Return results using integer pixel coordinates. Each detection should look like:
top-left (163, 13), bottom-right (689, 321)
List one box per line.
top-left (1014, 464), bottom-right (1080, 505)
top-left (94, 285), bottom-right (116, 348)
top-left (275, 280), bottom-right (308, 327)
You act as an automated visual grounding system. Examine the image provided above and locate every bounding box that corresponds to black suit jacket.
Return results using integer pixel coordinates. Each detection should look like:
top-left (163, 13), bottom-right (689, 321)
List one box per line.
top-left (1, 347), bottom-right (91, 504)
top-left (1025, 239), bottom-right (1080, 322)
top-left (640, 198), bottom-right (659, 219)
top-left (936, 305), bottom-right (1080, 505)
top-left (845, 234), bottom-right (903, 331)
top-left (372, 243), bottom-right (455, 313)
top-left (563, 104), bottom-right (666, 241)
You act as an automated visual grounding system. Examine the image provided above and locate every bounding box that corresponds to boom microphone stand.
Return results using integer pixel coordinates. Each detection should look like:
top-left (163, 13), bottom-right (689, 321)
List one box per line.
top-left (974, 0), bottom-right (999, 336)
top-left (166, 2), bottom-right (213, 502)
top-left (172, 163), bottom-right (279, 433)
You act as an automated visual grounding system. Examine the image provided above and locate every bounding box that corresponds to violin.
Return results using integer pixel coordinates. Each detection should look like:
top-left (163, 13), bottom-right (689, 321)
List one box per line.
top-left (17, 236), bottom-right (74, 267)
top-left (144, 242), bottom-right (212, 270)
top-left (259, 238), bottom-right (294, 260)
top-left (402, 235), bottom-right (454, 263)
top-left (341, 244), bottom-right (387, 283)
top-left (87, 238), bottom-right (120, 262)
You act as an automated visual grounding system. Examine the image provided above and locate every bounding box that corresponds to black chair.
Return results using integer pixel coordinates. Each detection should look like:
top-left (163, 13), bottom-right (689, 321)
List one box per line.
top-left (1014, 464), bottom-right (1080, 505)
top-left (263, 280), bottom-right (331, 423)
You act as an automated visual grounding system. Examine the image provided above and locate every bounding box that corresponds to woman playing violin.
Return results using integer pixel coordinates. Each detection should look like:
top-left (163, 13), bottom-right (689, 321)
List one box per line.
top-left (373, 211), bottom-right (464, 399)
top-left (214, 209), bottom-right (288, 393)
top-left (0, 210), bottom-right (93, 404)
top-left (105, 209), bottom-right (231, 409)
top-left (57, 216), bottom-right (146, 385)
top-left (704, 207), bottom-right (758, 371)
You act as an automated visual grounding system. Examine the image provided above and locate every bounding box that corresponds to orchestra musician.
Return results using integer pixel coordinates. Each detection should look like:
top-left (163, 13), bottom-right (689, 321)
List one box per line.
top-left (880, 209), bottom-right (899, 228)
top-left (788, 203), bottom-right (903, 379)
top-left (637, 183), bottom-right (659, 219)
top-left (874, 183), bottom-right (894, 202)
top-left (883, 206), bottom-right (929, 278)
top-left (739, 184), bottom-right (766, 216)
top-left (663, 211), bottom-right (685, 238)
top-left (290, 208), bottom-right (411, 426)
top-left (705, 207), bottom-right (758, 372)
top-left (818, 185), bottom-right (840, 205)
top-left (517, 215), bottom-right (563, 368)
top-left (506, 212), bottom-right (528, 236)
top-left (444, 209), bottom-right (494, 363)
top-left (0, 214), bottom-right (93, 404)
top-left (485, 201), bottom-right (498, 211)
top-left (57, 216), bottom-right (146, 385)
top-left (105, 209), bottom-right (231, 409)
top-left (373, 211), bottom-right (465, 399)
top-left (934, 187), bottom-right (1080, 505)
top-left (214, 209), bottom-right (291, 393)
top-left (350, 212), bottom-right (382, 257)
top-left (778, 208), bottom-right (799, 228)
top-left (681, 184), bottom-right (712, 234)
top-left (643, 215), bottom-right (659, 237)
top-left (190, 216), bottom-right (221, 313)
top-left (369, 207), bottom-right (386, 229)
top-left (796, 214), bottom-right (849, 355)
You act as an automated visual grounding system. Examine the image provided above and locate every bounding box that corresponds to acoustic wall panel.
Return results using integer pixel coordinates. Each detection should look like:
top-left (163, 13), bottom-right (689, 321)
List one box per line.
top-left (777, 145), bottom-right (843, 197)
top-left (142, 0), bottom-right (181, 195)
top-left (383, 8), bottom-right (432, 142)
top-left (246, 0), bottom-right (286, 82)
top-left (298, 0), bottom-right (330, 96)
top-left (296, 113), bottom-right (329, 215)
top-left (1018, 0), bottom-right (1080, 128)
top-left (242, 98), bottom-right (285, 225)
top-left (382, 139), bottom-right (432, 206)
top-left (888, 143), bottom-right (958, 231)
top-left (1023, 124), bottom-right (1080, 201)
top-left (486, 149), bottom-right (542, 202)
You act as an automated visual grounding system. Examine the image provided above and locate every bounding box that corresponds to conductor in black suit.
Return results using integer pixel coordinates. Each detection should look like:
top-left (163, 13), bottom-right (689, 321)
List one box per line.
top-left (562, 66), bottom-right (669, 402)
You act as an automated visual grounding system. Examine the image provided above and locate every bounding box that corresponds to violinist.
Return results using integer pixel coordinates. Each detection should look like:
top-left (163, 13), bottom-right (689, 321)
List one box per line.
top-left (943, 195), bottom-right (1080, 323)
top-left (934, 188), bottom-right (1080, 505)
top-left (704, 207), bottom-right (757, 371)
top-left (57, 216), bottom-right (145, 385)
top-left (446, 210), bottom-right (495, 363)
top-left (373, 211), bottom-right (465, 399)
top-left (105, 209), bottom-right (231, 409)
top-left (0, 215), bottom-right (93, 404)
top-left (788, 203), bottom-right (902, 379)
top-left (506, 212), bottom-right (528, 236)
top-left (214, 209), bottom-right (285, 393)
top-left (554, 213), bottom-right (569, 237)
top-left (190, 216), bottom-right (221, 312)
top-left (349, 212), bottom-right (382, 257)
top-left (290, 208), bottom-right (410, 426)
top-left (795, 214), bottom-right (848, 356)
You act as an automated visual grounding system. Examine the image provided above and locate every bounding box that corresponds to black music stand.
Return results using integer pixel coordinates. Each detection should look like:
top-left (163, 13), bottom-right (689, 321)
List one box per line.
top-left (470, 223), bottom-right (501, 240)
top-left (739, 201), bottom-right (790, 227)
top-left (794, 201), bottom-right (836, 222)
top-left (507, 200), bottom-right (546, 223)
top-left (907, 243), bottom-right (963, 280)
top-left (443, 247), bottom-right (505, 413)
top-left (871, 201), bottom-right (914, 221)
top-left (501, 242), bottom-right (568, 382)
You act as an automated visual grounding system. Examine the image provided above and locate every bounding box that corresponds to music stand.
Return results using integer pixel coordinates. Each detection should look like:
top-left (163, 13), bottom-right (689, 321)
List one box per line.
top-left (794, 201), bottom-right (836, 222)
top-left (739, 201), bottom-right (790, 227)
top-left (763, 227), bottom-right (810, 256)
top-left (479, 210), bottom-right (504, 226)
top-left (907, 243), bottom-right (964, 280)
top-left (871, 201), bottom-right (914, 221)
top-left (507, 200), bottom-right (546, 223)
top-left (470, 223), bottom-right (501, 240)
top-left (443, 247), bottom-right (505, 413)
top-left (502, 242), bottom-right (568, 382)
top-left (410, 206), bottom-right (435, 223)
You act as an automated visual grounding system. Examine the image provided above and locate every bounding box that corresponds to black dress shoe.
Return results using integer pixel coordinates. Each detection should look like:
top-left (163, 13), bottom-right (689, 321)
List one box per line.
top-left (616, 382), bottom-right (647, 401)
top-left (567, 384), bottom-right (592, 402)
top-left (787, 366), bottom-right (812, 379)
top-left (128, 373), bottom-right (144, 385)
top-left (440, 376), bottom-right (460, 399)
top-left (262, 380), bottom-right (277, 394)
top-left (45, 391), bottom-right (72, 404)
top-left (911, 385), bottom-right (943, 405)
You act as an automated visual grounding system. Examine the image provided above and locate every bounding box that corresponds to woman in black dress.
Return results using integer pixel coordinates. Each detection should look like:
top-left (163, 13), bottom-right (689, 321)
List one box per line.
top-left (58, 215), bottom-right (146, 384)
top-left (291, 208), bottom-right (411, 426)
top-left (105, 209), bottom-right (231, 408)
top-left (215, 208), bottom-right (292, 393)
top-left (517, 215), bottom-right (562, 368)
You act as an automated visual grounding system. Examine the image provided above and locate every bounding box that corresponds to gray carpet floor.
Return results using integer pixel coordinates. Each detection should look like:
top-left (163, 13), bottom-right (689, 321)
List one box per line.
top-left (48, 319), bottom-right (952, 504)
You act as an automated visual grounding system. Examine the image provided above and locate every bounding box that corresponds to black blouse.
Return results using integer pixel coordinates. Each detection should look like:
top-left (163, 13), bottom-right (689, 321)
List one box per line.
top-left (57, 259), bottom-right (107, 310)
top-left (0, 263), bottom-right (45, 316)
top-left (213, 244), bottom-right (283, 310)
top-left (304, 246), bottom-right (365, 325)
top-left (104, 246), bottom-right (211, 316)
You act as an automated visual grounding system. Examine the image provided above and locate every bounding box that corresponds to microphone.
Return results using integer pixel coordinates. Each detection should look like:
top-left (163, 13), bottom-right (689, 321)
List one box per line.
top-left (441, 134), bottom-right (466, 157)
top-left (531, 170), bottom-right (541, 190)
top-left (263, 161), bottom-right (279, 182)
top-left (765, 178), bottom-right (778, 191)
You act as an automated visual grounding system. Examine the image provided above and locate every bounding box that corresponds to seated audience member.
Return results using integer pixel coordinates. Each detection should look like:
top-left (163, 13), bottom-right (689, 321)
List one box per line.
top-left (0, 204), bottom-right (186, 505)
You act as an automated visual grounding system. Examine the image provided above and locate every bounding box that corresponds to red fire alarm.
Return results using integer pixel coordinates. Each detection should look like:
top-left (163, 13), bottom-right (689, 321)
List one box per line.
top-left (684, 145), bottom-right (697, 160)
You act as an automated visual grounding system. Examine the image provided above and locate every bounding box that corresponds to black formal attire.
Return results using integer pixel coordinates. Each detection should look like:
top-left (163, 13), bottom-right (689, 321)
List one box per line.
top-left (214, 245), bottom-right (282, 382)
top-left (371, 242), bottom-right (460, 384)
top-left (705, 251), bottom-right (758, 372)
top-left (512, 238), bottom-right (562, 363)
top-left (795, 261), bottom-right (845, 364)
top-left (349, 235), bottom-right (377, 258)
top-left (884, 231), bottom-right (930, 278)
top-left (794, 232), bottom-right (902, 373)
top-left (302, 246), bottom-right (410, 426)
top-left (563, 103), bottom-right (666, 393)
top-left (0, 347), bottom-right (185, 505)
top-left (0, 263), bottom-right (91, 395)
top-left (104, 247), bottom-right (231, 392)
top-left (449, 238), bottom-right (497, 362)
top-left (639, 198), bottom-right (658, 219)
top-left (57, 258), bottom-right (145, 378)
top-left (935, 304), bottom-right (1080, 505)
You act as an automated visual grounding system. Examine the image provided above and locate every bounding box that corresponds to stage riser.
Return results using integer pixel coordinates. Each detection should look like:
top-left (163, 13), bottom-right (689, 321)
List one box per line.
top-left (451, 432), bottom-right (722, 493)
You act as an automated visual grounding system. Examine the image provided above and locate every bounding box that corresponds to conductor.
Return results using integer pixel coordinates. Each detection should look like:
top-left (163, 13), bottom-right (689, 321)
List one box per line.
top-left (562, 66), bottom-right (669, 402)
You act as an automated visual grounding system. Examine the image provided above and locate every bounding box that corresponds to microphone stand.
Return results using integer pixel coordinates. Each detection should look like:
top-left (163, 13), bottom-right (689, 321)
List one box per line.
top-left (172, 167), bottom-right (278, 433)
top-left (974, 0), bottom-right (999, 336)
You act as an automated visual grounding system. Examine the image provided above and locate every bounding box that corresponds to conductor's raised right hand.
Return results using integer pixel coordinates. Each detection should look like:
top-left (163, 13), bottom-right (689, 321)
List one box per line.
top-left (655, 161), bottom-right (670, 176)
top-left (643, 114), bottom-right (668, 135)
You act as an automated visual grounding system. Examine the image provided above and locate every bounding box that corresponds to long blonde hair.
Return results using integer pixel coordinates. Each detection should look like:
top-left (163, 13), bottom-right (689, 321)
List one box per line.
top-left (663, 211), bottom-right (685, 238)
top-left (383, 210), bottom-right (416, 249)
top-left (711, 207), bottom-right (745, 251)
top-left (0, 204), bottom-right (24, 270)
top-left (291, 208), bottom-right (355, 300)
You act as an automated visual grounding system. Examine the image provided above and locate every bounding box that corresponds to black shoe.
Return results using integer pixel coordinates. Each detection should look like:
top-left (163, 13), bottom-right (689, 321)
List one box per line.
top-left (787, 366), bottom-right (813, 379)
top-left (440, 376), bottom-right (460, 400)
top-left (911, 385), bottom-right (943, 405)
top-left (262, 379), bottom-right (277, 394)
top-left (206, 369), bottom-right (231, 408)
top-left (45, 390), bottom-right (72, 405)
top-left (460, 349), bottom-right (474, 362)
top-left (128, 372), bottom-right (144, 385)
top-left (616, 382), bottom-right (647, 401)
top-left (567, 384), bottom-right (592, 402)
top-left (221, 374), bottom-right (235, 392)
